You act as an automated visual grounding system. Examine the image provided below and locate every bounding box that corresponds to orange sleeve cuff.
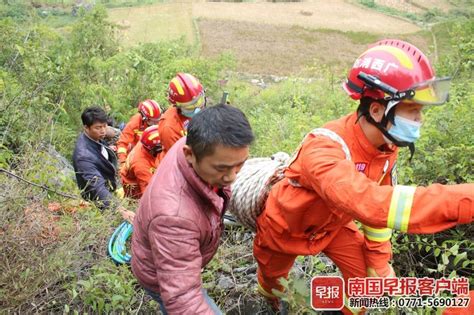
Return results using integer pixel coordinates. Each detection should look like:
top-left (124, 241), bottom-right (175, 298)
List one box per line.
top-left (458, 198), bottom-right (473, 224)
top-left (363, 238), bottom-right (392, 271)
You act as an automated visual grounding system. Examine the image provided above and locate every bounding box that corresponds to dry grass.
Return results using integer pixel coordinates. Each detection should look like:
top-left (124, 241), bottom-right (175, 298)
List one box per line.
top-left (106, 0), bottom-right (425, 48)
top-left (108, 3), bottom-right (196, 47)
top-left (198, 19), bottom-right (353, 75)
top-left (198, 18), bottom-right (431, 75)
top-left (192, 0), bottom-right (421, 34)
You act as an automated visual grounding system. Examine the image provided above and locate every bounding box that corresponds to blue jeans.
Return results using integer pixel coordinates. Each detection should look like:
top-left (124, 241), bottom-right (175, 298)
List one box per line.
top-left (145, 288), bottom-right (222, 315)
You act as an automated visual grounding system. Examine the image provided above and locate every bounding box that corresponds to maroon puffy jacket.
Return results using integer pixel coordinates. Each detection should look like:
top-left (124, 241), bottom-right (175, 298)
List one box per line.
top-left (131, 137), bottom-right (230, 314)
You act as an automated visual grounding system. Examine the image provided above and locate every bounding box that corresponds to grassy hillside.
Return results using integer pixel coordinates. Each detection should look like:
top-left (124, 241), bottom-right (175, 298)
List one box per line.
top-left (0, 1), bottom-right (472, 314)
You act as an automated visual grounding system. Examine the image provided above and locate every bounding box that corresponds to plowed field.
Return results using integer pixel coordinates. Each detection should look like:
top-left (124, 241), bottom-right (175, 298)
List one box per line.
top-left (108, 1), bottom-right (442, 74)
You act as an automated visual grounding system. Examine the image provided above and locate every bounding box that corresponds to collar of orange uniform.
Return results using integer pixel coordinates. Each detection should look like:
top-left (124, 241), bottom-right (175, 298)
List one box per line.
top-left (176, 107), bottom-right (190, 127)
top-left (166, 106), bottom-right (189, 131)
top-left (138, 141), bottom-right (156, 159)
top-left (350, 113), bottom-right (395, 159)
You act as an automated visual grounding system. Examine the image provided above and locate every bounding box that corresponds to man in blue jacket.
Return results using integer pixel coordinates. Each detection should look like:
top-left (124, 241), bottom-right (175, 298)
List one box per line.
top-left (73, 106), bottom-right (134, 221)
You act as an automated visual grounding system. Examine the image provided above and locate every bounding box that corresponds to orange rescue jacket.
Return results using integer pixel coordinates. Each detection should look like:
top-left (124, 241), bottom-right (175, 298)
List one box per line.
top-left (120, 142), bottom-right (156, 199)
top-left (259, 113), bottom-right (473, 272)
top-left (156, 106), bottom-right (190, 164)
top-left (117, 113), bottom-right (146, 164)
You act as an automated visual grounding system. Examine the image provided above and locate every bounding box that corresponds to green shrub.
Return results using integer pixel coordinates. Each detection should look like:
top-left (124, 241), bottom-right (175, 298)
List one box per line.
top-left (0, 5), bottom-right (231, 159)
top-left (0, 2), bottom-right (32, 21)
top-left (70, 262), bottom-right (147, 313)
top-left (0, 2), bottom-right (472, 314)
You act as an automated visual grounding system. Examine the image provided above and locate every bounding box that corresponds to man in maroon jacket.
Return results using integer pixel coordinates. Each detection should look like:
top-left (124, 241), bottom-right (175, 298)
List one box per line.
top-left (131, 104), bottom-right (254, 314)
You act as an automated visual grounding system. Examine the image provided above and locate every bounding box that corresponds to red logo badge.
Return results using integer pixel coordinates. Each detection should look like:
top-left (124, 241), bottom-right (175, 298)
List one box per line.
top-left (311, 276), bottom-right (345, 311)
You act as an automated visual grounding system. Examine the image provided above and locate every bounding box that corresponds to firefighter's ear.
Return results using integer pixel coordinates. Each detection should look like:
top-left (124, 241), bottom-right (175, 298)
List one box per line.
top-left (183, 145), bottom-right (196, 165)
top-left (369, 101), bottom-right (385, 123)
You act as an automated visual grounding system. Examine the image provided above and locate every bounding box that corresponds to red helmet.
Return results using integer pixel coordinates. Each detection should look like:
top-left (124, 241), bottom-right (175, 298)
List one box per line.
top-left (138, 99), bottom-right (162, 122)
top-left (168, 73), bottom-right (205, 110)
top-left (140, 125), bottom-right (162, 151)
top-left (343, 39), bottom-right (450, 106)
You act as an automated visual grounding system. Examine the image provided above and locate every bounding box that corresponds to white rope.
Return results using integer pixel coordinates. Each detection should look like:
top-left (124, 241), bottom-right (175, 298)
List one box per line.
top-left (228, 128), bottom-right (350, 231)
top-left (227, 152), bottom-right (289, 231)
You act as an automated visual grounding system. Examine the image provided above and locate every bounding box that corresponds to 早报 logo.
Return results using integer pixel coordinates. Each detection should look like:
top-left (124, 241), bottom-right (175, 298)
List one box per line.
top-left (311, 276), bottom-right (344, 311)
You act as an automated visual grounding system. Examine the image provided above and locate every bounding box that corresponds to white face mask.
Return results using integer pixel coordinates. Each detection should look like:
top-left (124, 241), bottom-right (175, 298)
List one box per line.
top-left (387, 115), bottom-right (422, 143)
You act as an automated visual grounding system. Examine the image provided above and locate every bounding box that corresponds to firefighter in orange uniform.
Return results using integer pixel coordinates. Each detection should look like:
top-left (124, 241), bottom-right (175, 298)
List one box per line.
top-left (117, 99), bottom-right (162, 166)
top-left (253, 39), bottom-right (474, 314)
top-left (120, 125), bottom-right (162, 199)
top-left (157, 73), bottom-right (206, 164)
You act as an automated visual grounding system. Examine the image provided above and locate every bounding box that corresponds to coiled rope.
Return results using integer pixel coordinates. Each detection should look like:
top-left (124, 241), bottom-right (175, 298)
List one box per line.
top-left (227, 128), bottom-right (350, 231)
top-left (108, 221), bottom-right (133, 265)
top-left (227, 152), bottom-right (290, 231)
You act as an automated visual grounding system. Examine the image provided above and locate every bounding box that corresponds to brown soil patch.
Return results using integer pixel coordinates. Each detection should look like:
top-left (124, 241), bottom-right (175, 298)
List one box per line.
top-left (108, 1), bottom-right (434, 75)
top-left (192, 0), bottom-right (421, 34)
top-left (198, 19), bottom-right (430, 76)
top-left (10, 203), bottom-right (62, 246)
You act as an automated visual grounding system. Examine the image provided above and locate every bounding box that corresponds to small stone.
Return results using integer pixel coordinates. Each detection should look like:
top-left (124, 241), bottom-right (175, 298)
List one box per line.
top-left (217, 275), bottom-right (235, 290)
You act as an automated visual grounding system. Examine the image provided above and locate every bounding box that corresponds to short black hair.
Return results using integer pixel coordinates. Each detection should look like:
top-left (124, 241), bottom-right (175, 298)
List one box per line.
top-left (357, 97), bottom-right (395, 127)
top-left (186, 104), bottom-right (254, 161)
top-left (81, 106), bottom-right (108, 127)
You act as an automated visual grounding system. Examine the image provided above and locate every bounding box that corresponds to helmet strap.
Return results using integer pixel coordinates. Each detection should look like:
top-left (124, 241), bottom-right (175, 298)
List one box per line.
top-left (380, 105), bottom-right (396, 128)
top-left (150, 145), bottom-right (163, 157)
top-left (363, 110), bottom-right (416, 161)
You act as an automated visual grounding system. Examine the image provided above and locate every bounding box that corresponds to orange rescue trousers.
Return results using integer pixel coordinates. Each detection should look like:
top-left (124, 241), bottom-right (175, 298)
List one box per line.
top-left (254, 220), bottom-right (366, 315)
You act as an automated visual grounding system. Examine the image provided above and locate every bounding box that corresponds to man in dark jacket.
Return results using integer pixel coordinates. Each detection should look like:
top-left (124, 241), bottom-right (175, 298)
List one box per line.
top-left (73, 106), bottom-right (134, 221)
top-left (131, 104), bottom-right (254, 314)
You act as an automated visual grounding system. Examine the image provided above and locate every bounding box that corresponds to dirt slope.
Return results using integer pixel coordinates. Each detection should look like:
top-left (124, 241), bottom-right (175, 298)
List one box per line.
top-left (192, 0), bottom-right (421, 34)
top-left (198, 18), bottom-right (430, 75)
top-left (109, 1), bottom-right (431, 75)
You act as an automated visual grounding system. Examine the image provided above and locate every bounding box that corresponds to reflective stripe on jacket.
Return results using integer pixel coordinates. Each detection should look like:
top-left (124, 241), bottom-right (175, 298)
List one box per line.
top-left (259, 112), bottom-right (473, 271)
top-left (117, 113), bottom-right (145, 163)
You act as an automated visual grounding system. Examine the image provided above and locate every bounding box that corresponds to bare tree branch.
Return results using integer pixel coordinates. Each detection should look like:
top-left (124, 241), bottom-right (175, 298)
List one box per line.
top-left (0, 167), bottom-right (79, 199)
